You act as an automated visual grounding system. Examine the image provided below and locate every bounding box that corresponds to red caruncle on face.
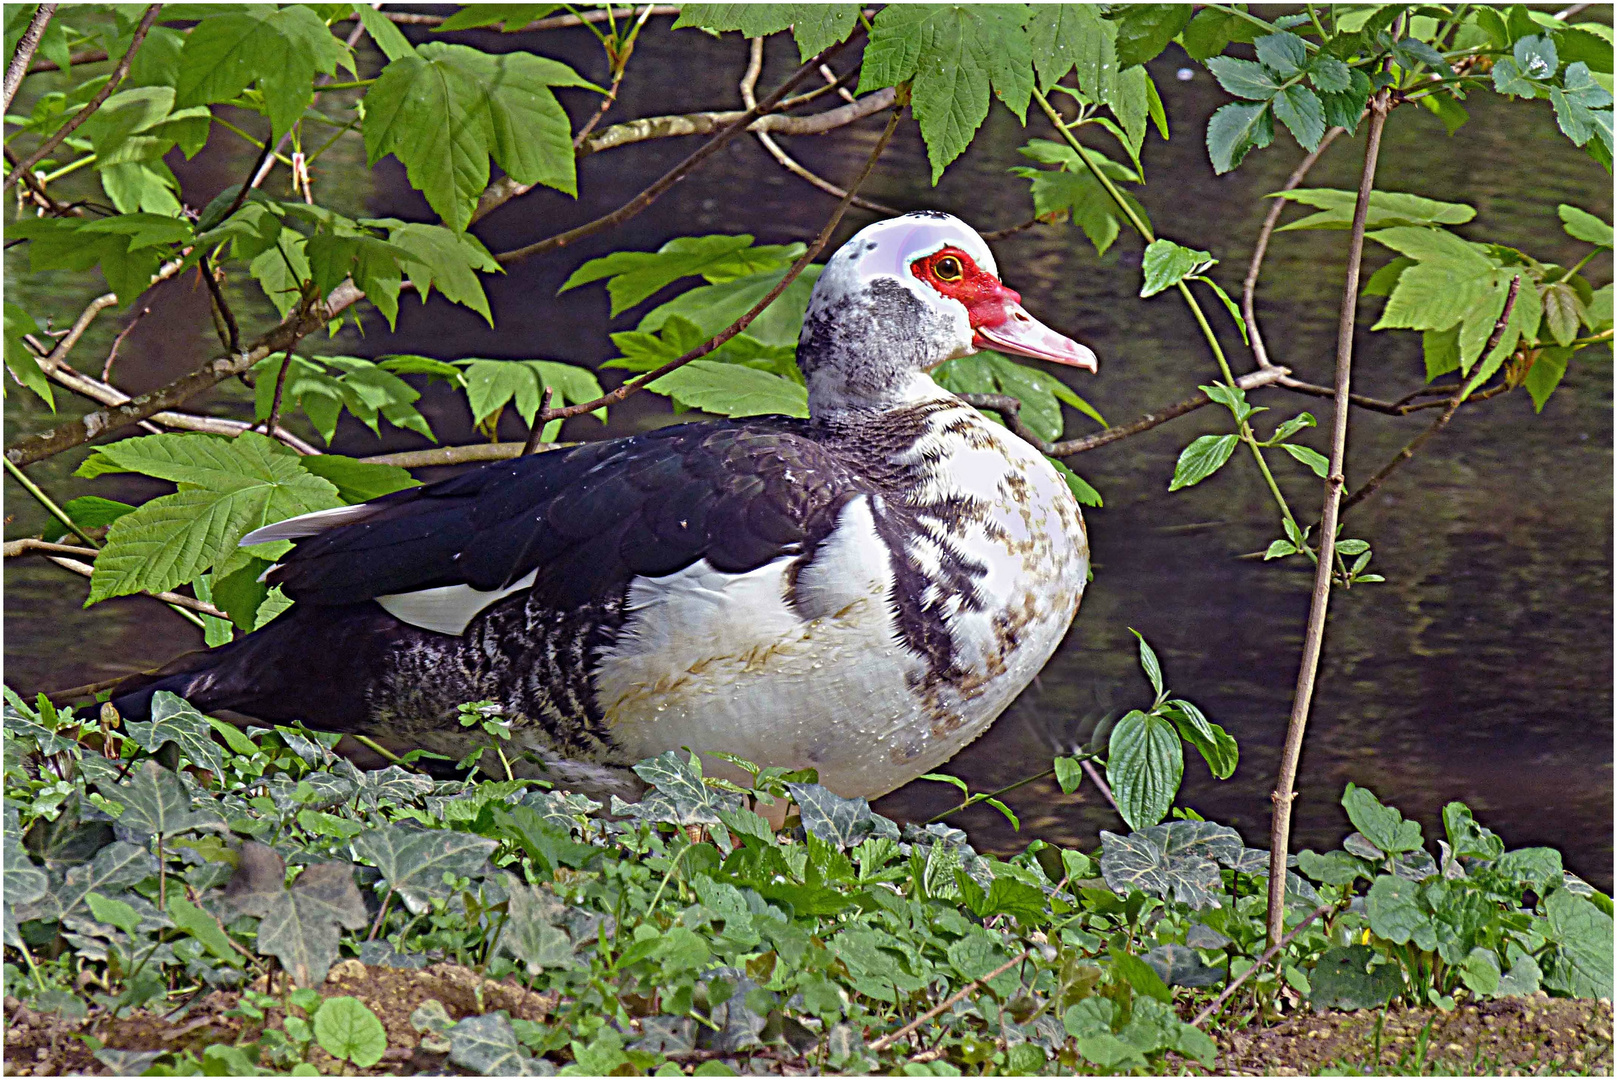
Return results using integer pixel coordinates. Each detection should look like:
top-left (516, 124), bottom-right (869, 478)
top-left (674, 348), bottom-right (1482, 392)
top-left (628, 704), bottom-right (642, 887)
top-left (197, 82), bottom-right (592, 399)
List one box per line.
top-left (909, 246), bottom-right (1021, 332)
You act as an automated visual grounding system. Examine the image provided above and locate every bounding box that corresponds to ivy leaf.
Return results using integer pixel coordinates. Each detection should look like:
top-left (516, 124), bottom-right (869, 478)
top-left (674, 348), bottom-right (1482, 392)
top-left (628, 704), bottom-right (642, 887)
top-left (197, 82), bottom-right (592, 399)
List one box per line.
top-left (672, 5), bottom-right (861, 62)
top-left (1099, 827), bottom-right (1220, 909)
top-left (1558, 203), bottom-right (1613, 247)
top-left (450, 1012), bottom-right (550, 1075)
top-left (35, 841), bottom-right (156, 924)
top-left (112, 761), bottom-right (204, 839)
top-left (364, 43), bottom-right (590, 230)
top-left (787, 784), bottom-right (874, 849)
top-left (646, 360), bottom-right (809, 418)
top-left (1206, 101), bottom-right (1273, 174)
top-left (1342, 783), bottom-right (1424, 854)
top-left (123, 692), bottom-right (225, 775)
top-left (1140, 239), bottom-right (1216, 298)
top-left (82, 433), bottom-right (343, 604)
top-left (4, 806), bottom-right (49, 911)
top-left (1272, 84), bottom-right (1326, 150)
top-left (1168, 434), bottom-right (1237, 491)
top-left (175, 7), bottom-right (353, 141)
top-left (625, 751), bottom-right (741, 826)
top-left (858, 4), bottom-right (1034, 182)
top-left (502, 876), bottom-right (578, 972)
top-left (1105, 711), bottom-right (1182, 831)
top-left (1275, 188), bottom-right (1476, 232)
top-left (351, 823), bottom-right (497, 915)
top-left (252, 860), bottom-right (368, 989)
top-left (561, 235), bottom-right (801, 315)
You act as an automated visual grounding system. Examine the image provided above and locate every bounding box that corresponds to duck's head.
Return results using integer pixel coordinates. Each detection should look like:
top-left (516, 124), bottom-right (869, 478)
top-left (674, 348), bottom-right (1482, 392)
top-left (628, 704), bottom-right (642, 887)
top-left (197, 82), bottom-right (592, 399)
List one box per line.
top-left (798, 211), bottom-right (1097, 415)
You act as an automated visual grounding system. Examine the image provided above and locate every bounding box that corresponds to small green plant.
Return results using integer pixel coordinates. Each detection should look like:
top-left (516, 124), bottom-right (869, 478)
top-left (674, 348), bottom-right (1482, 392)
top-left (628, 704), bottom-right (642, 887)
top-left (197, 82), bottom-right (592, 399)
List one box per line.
top-left (455, 699), bottom-right (516, 780)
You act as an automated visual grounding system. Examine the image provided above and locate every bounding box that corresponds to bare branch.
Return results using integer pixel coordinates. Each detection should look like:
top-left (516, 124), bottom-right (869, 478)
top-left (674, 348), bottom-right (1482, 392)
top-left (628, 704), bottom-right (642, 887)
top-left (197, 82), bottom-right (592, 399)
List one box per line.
top-left (29, 553), bottom-right (228, 619)
top-left (26, 47), bottom-right (106, 76)
top-left (968, 366), bottom-right (1292, 458)
top-left (4, 3), bottom-right (58, 114)
top-left (979, 216), bottom-right (1047, 242)
top-left (198, 255), bottom-right (241, 355)
top-left (6, 287), bottom-right (331, 466)
top-left (1266, 91), bottom-right (1392, 948)
top-left (2, 539), bottom-right (99, 559)
top-left (1244, 128), bottom-right (1345, 369)
top-left (383, 6), bottom-right (681, 31)
top-left (521, 386), bottom-right (555, 456)
top-left (5, 5), bottom-right (162, 193)
top-left (359, 442), bottom-right (535, 468)
top-left (868, 950), bottom-right (1032, 1053)
top-left (102, 304), bottom-right (151, 381)
top-left (1192, 903), bottom-right (1333, 1027)
top-left (742, 37), bottom-right (901, 214)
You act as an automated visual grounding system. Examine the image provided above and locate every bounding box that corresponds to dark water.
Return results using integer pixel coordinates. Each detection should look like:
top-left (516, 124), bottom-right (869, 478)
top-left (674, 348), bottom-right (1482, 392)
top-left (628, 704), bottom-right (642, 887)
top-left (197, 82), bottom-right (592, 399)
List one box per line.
top-left (5, 16), bottom-right (1611, 890)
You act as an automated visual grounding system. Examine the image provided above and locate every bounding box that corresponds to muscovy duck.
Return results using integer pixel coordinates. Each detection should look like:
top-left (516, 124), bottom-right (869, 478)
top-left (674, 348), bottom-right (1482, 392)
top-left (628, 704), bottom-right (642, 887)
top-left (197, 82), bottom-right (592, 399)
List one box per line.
top-left (110, 212), bottom-right (1098, 801)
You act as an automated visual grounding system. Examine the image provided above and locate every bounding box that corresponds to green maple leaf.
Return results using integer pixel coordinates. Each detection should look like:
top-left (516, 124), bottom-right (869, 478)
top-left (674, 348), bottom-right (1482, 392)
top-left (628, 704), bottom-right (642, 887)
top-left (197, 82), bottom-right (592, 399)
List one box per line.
top-left (859, 4), bottom-right (1033, 183)
top-left (175, 7), bottom-right (353, 141)
top-left (363, 43), bottom-right (592, 231)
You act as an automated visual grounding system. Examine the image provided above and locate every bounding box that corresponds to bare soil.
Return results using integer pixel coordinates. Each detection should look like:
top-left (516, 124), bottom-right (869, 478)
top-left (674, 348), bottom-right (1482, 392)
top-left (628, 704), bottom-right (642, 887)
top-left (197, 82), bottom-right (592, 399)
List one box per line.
top-left (3, 964), bottom-right (1610, 1076)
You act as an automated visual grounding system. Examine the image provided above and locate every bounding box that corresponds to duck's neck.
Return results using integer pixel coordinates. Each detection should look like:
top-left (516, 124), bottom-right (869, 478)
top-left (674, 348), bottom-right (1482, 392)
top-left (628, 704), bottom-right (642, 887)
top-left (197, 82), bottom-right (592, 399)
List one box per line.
top-left (806, 368), bottom-right (957, 420)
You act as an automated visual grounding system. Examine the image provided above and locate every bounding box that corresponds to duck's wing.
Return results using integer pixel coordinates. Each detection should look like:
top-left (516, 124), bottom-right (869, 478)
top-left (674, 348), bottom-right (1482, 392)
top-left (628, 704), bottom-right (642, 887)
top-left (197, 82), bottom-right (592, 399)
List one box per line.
top-left (248, 420), bottom-right (863, 633)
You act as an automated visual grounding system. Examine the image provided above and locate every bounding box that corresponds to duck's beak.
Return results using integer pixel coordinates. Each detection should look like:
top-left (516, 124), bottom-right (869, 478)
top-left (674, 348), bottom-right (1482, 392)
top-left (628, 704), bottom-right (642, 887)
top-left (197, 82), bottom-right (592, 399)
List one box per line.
top-left (967, 282), bottom-right (1098, 371)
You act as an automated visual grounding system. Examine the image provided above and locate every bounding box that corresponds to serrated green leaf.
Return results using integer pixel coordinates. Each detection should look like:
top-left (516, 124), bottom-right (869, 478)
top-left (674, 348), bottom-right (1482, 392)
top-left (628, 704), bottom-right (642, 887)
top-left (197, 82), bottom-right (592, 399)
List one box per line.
top-left (4, 301), bottom-right (52, 410)
top-left (1141, 239), bottom-right (1215, 298)
top-left (175, 7), bottom-right (352, 140)
top-left (647, 360), bottom-right (808, 418)
top-left (1272, 84), bottom-right (1326, 150)
top-left (562, 235), bottom-right (799, 315)
top-left (858, 4), bottom-right (1032, 182)
top-left (1276, 188), bottom-right (1476, 232)
top-left (673, 5), bottom-right (860, 62)
top-left (1049, 457), bottom-right (1103, 507)
top-left (364, 43), bottom-right (588, 230)
top-left (1206, 100), bottom-right (1273, 173)
top-left (1109, 4), bottom-right (1191, 69)
top-left (384, 222), bottom-right (501, 323)
top-left (1254, 31), bottom-right (1308, 78)
top-left (1205, 56), bottom-right (1281, 101)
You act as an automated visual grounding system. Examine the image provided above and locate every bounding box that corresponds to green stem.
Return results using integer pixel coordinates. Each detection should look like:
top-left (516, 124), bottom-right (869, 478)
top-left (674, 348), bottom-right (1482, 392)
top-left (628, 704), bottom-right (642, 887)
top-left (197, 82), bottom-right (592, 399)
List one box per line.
top-left (302, 115), bottom-right (359, 167)
top-left (4, 457), bottom-right (100, 548)
top-left (211, 116), bottom-right (295, 166)
top-left (1565, 248), bottom-right (1603, 279)
top-left (39, 152), bottom-right (96, 183)
top-left (310, 78), bottom-right (374, 92)
top-left (1037, 87), bottom-right (1303, 540)
top-left (644, 840), bottom-right (695, 915)
top-left (1206, 3), bottom-right (1320, 51)
top-left (924, 753), bottom-right (1098, 825)
top-left (17, 941), bottom-right (47, 992)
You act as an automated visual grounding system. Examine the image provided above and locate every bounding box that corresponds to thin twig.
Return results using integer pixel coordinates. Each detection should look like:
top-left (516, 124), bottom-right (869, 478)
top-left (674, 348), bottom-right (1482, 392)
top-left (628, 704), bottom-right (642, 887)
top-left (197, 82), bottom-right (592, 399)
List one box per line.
top-left (573, 5), bottom-right (654, 149)
top-left (1339, 276), bottom-right (1521, 516)
top-left (26, 47), bottom-right (106, 75)
top-left (3, 539), bottom-right (100, 559)
top-left (1191, 903), bottom-right (1333, 1027)
top-left (1245, 128), bottom-right (1344, 369)
top-left (1081, 759), bottom-right (1118, 815)
top-left (1265, 92), bottom-right (1391, 948)
top-left (521, 387), bottom-right (555, 456)
top-left (42, 675), bottom-right (129, 703)
top-left (742, 37), bottom-right (901, 215)
top-left (262, 353), bottom-right (293, 435)
top-left (4, 3), bottom-right (58, 114)
top-left (534, 103), bottom-right (903, 426)
top-left (102, 305), bottom-right (151, 381)
top-left (491, 35), bottom-right (862, 259)
top-left (36, 556), bottom-right (226, 619)
top-left (869, 950), bottom-right (1033, 1052)
top-left (359, 442), bottom-right (536, 467)
top-left (979, 216), bottom-right (1046, 242)
top-left (965, 366), bottom-right (1292, 458)
top-left (5, 5), bottom-right (162, 192)
top-left (385, 6), bottom-right (681, 31)
top-left (198, 255), bottom-right (241, 355)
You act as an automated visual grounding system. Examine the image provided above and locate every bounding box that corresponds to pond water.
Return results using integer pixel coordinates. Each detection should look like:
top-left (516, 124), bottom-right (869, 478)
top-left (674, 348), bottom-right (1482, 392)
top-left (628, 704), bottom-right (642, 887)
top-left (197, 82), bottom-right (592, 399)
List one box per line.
top-left (5, 16), bottom-right (1611, 890)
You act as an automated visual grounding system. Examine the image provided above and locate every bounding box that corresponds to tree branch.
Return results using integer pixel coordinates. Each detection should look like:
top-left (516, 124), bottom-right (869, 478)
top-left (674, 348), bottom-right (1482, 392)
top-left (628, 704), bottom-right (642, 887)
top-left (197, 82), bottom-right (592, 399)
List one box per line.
top-left (868, 950), bottom-right (1033, 1052)
top-left (534, 102), bottom-right (904, 426)
top-left (4, 5), bottom-right (162, 193)
top-left (964, 366), bottom-right (1292, 458)
top-left (1244, 128), bottom-right (1344, 369)
top-left (4, 3), bottom-right (57, 114)
top-left (22, 552), bottom-right (227, 619)
top-left (1192, 903), bottom-right (1333, 1027)
top-left (383, 6), bottom-right (681, 31)
top-left (26, 47), bottom-right (105, 76)
top-left (5, 287), bottom-right (331, 466)
top-left (1265, 91), bottom-right (1391, 949)
top-left (741, 37), bottom-right (901, 215)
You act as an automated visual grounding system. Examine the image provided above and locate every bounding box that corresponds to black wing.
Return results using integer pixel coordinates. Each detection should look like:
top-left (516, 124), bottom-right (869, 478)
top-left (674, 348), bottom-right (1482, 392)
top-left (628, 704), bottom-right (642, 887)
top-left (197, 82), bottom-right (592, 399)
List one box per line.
top-left (267, 419), bottom-right (864, 609)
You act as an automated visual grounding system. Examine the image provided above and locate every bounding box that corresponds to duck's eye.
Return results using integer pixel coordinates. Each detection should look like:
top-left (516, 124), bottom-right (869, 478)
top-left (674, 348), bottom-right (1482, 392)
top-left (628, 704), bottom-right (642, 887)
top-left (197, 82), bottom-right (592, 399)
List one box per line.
top-left (934, 255), bottom-right (963, 281)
